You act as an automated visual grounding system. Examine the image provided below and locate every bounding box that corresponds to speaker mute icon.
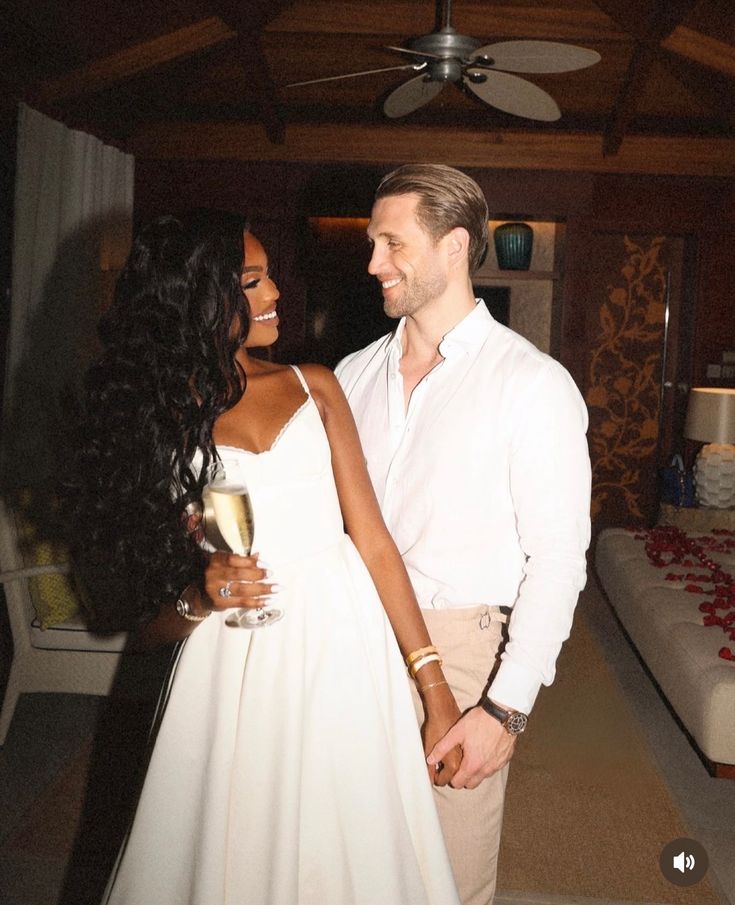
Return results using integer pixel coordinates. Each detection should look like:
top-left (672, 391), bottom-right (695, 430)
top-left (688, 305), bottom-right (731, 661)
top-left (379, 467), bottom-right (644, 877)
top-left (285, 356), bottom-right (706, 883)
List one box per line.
top-left (673, 851), bottom-right (696, 873)
top-left (660, 838), bottom-right (708, 886)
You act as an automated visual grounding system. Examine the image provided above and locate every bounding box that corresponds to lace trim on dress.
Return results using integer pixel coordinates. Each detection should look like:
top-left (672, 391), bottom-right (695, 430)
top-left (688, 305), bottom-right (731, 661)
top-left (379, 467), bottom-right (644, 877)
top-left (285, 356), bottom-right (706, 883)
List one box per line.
top-left (217, 366), bottom-right (313, 457)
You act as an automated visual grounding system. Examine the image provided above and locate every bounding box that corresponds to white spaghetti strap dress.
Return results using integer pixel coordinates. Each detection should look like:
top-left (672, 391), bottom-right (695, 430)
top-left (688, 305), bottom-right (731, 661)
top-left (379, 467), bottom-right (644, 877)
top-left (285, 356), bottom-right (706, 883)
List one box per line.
top-left (103, 366), bottom-right (459, 905)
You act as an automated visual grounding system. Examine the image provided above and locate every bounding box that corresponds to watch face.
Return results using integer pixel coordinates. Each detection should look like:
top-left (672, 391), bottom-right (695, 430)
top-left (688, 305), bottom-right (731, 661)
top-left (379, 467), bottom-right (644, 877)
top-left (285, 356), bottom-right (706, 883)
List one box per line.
top-left (506, 712), bottom-right (528, 735)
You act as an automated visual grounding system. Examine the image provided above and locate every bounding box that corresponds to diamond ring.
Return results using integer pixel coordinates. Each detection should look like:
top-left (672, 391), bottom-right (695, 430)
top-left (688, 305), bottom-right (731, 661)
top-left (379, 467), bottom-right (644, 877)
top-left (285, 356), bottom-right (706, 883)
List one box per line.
top-left (218, 584), bottom-right (233, 599)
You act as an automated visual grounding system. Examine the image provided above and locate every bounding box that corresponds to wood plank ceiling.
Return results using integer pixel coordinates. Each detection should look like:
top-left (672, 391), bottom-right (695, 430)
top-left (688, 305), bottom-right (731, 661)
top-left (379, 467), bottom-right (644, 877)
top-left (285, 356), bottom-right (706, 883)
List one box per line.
top-left (1, 0), bottom-right (734, 175)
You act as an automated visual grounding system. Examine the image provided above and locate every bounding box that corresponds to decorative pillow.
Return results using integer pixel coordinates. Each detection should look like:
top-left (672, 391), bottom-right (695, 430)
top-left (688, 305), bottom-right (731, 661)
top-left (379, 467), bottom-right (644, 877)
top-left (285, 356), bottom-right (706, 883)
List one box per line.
top-left (13, 492), bottom-right (80, 629)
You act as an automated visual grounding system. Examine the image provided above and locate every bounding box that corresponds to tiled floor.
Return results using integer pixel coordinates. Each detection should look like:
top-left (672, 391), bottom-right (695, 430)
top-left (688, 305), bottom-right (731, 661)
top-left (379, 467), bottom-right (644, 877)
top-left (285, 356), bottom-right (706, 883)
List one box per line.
top-left (0, 579), bottom-right (733, 905)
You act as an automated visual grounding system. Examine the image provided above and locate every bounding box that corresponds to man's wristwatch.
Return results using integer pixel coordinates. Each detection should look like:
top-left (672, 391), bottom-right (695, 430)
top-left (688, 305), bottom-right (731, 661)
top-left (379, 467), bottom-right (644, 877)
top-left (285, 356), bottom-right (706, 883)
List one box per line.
top-left (175, 591), bottom-right (211, 622)
top-left (480, 698), bottom-right (528, 736)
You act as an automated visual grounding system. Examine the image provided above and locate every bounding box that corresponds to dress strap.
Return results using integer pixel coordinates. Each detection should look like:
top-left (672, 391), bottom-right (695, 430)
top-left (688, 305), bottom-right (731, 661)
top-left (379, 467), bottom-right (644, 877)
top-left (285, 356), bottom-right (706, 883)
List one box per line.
top-left (290, 364), bottom-right (311, 396)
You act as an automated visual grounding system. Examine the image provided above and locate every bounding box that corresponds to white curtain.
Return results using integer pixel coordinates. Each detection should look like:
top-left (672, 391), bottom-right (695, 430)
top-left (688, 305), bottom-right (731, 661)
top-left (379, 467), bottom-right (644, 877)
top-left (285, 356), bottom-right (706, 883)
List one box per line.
top-left (2, 104), bottom-right (134, 487)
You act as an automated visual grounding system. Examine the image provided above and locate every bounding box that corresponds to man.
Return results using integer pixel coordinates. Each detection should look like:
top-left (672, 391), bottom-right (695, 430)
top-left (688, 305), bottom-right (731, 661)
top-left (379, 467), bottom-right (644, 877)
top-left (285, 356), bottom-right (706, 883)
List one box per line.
top-left (335, 164), bottom-right (591, 905)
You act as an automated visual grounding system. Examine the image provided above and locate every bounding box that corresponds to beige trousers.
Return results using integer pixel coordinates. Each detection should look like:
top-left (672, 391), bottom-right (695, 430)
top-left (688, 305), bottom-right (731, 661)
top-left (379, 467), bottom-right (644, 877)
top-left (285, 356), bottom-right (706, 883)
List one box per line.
top-left (410, 605), bottom-right (509, 905)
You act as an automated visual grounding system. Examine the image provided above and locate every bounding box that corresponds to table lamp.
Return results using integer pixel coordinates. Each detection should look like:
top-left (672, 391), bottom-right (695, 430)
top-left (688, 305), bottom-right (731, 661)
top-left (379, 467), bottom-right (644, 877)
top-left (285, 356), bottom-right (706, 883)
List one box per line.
top-left (684, 387), bottom-right (735, 508)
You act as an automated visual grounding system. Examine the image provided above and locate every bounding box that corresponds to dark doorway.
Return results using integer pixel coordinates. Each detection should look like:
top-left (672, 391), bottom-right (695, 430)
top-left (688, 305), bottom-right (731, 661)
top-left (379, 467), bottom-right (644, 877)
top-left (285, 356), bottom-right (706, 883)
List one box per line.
top-left (476, 286), bottom-right (510, 326)
top-left (301, 218), bottom-right (393, 368)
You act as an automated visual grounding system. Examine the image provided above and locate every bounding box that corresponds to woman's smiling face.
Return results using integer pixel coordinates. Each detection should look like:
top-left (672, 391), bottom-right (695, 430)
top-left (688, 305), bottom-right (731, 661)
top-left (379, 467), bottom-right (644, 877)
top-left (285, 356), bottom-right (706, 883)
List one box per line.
top-left (241, 231), bottom-right (280, 348)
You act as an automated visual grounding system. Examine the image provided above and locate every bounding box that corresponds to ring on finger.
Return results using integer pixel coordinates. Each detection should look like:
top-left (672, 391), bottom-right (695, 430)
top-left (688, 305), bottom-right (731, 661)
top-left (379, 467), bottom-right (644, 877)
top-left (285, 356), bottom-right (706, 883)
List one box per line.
top-left (218, 583), bottom-right (233, 599)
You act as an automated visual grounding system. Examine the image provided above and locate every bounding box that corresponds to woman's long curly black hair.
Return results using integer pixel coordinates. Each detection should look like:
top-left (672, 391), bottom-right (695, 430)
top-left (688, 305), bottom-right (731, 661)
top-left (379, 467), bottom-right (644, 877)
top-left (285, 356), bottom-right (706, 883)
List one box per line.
top-left (65, 210), bottom-right (250, 632)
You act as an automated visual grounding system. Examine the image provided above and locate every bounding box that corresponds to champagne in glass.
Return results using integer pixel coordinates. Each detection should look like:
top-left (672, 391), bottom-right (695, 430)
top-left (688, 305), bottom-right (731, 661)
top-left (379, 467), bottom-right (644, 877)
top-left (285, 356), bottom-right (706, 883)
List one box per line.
top-left (206, 485), bottom-right (254, 556)
top-left (202, 464), bottom-right (283, 629)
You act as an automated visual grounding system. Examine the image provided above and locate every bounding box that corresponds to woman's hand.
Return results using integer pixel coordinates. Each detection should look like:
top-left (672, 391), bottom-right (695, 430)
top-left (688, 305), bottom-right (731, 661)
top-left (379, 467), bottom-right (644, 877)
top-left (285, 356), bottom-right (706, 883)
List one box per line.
top-left (419, 686), bottom-right (463, 787)
top-left (203, 551), bottom-right (280, 611)
top-left (132, 552), bottom-right (278, 650)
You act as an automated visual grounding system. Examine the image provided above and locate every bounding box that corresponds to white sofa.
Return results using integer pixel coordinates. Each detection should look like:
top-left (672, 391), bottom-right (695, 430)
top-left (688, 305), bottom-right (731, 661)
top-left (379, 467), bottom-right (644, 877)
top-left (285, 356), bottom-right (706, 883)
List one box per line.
top-left (595, 525), bottom-right (735, 777)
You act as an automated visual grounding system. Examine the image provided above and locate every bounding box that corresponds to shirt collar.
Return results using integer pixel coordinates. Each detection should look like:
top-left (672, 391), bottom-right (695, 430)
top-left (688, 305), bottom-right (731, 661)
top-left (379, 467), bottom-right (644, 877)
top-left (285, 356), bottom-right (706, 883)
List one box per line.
top-left (387, 300), bottom-right (494, 363)
top-left (439, 300), bottom-right (494, 357)
top-left (387, 318), bottom-right (406, 358)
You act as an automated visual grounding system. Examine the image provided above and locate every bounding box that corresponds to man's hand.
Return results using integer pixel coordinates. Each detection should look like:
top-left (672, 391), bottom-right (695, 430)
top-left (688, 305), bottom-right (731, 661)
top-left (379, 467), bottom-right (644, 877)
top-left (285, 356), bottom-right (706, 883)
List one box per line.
top-left (427, 706), bottom-right (517, 789)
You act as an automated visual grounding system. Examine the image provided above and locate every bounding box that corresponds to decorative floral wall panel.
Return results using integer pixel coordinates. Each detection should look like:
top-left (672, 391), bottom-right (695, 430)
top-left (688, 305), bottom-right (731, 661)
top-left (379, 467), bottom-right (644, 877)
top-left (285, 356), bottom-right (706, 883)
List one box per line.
top-left (585, 236), bottom-right (668, 525)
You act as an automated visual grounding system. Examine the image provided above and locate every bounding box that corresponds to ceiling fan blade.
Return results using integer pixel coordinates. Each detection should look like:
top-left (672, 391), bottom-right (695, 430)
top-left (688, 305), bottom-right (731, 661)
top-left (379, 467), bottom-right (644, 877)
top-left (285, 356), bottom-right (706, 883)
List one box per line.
top-left (384, 75), bottom-right (444, 118)
top-left (463, 70), bottom-right (561, 121)
top-left (472, 40), bottom-right (601, 74)
top-left (385, 44), bottom-right (444, 61)
top-left (284, 63), bottom-right (425, 88)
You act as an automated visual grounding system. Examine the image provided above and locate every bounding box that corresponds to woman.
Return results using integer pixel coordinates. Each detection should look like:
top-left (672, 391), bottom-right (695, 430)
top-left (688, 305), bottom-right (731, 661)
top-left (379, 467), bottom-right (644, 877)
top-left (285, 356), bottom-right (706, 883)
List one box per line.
top-left (69, 211), bottom-right (461, 904)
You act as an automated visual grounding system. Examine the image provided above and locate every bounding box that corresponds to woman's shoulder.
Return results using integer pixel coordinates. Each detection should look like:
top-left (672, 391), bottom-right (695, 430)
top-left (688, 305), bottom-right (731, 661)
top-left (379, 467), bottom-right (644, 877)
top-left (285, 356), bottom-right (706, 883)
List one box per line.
top-left (295, 362), bottom-right (338, 386)
top-left (293, 364), bottom-right (345, 416)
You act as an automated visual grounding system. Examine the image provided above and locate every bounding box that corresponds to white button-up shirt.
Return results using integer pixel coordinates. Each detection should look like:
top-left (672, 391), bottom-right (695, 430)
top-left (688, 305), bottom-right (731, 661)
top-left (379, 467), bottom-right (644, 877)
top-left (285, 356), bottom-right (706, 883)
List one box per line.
top-left (336, 302), bottom-right (591, 713)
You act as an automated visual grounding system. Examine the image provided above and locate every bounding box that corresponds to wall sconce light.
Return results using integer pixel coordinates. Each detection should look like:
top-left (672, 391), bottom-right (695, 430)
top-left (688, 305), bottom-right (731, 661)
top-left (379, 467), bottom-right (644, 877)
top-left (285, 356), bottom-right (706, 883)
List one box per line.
top-left (684, 387), bottom-right (735, 508)
top-left (493, 222), bottom-right (534, 270)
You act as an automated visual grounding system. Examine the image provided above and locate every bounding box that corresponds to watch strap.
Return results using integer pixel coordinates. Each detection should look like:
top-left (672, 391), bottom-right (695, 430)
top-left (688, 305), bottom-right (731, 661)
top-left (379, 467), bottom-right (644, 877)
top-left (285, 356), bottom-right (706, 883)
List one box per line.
top-left (480, 698), bottom-right (511, 722)
top-left (480, 698), bottom-right (528, 735)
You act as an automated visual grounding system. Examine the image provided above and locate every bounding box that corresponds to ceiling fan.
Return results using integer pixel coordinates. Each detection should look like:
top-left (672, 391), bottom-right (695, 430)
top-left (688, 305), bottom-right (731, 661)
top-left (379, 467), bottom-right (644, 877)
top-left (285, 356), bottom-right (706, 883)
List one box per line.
top-left (284, 0), bottom-right (601, 122)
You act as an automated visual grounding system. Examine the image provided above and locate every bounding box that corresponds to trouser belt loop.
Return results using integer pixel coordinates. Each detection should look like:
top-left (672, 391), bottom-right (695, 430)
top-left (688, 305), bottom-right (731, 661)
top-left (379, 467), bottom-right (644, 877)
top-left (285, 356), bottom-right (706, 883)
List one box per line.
top-left (482, 605), bottom-right (512, 625)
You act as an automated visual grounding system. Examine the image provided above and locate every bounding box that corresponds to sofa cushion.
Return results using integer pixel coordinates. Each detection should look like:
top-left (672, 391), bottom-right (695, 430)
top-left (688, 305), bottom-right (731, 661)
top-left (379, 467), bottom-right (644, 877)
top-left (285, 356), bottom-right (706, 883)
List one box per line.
top-left (596, 527), bottom-right (735, 766)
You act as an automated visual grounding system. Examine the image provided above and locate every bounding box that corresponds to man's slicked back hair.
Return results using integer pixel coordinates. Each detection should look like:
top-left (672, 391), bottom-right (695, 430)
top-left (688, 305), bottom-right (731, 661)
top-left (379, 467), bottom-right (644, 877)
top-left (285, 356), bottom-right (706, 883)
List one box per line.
top-left (375, 164), bottom-right (489, 274)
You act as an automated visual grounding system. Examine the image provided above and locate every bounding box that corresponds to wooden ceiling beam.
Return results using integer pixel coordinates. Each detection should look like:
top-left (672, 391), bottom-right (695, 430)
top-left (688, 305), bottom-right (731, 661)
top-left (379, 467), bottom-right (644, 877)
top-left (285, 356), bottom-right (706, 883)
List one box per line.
top-left (267, 2), bottom-right (623, 40)
top-left (235, 32), bottom-right (285, 145)
top-left (31, 18), bottom-right (235, 104)
top-left (603, 42), bottom-right (657, 156)
top-left (663, 27), bottom-right (735, 78)
top-left (601, 0), bottom-right (698, 156)
top-left (590, 0), bottom-right (697, 40)
top-left (208, 1), bottom-right (293, 144)
top-left (648, 0), bottom-right (702, 38)
top-left (127, 122), bottom-right (735, 178)
top-left (659, 51), bottom-right (735, 131)
top-left (214, 0), bottom-right (298, 31)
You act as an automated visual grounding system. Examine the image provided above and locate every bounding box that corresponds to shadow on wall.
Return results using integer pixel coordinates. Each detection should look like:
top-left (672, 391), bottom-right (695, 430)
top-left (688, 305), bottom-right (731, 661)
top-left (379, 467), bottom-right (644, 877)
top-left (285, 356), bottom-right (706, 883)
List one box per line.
top-left (1, 212), bottom-right (130, 491)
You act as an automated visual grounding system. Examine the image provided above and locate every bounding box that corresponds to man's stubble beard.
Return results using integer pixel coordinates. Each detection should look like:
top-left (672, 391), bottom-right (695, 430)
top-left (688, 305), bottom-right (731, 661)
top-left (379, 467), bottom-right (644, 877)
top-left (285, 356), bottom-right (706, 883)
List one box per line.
top-left (383, 267), bottom-right (448, 319)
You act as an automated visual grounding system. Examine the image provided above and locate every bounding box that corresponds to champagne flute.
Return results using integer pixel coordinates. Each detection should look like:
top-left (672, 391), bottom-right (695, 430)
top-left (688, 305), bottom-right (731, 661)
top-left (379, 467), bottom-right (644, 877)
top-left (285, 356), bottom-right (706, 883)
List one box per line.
top-left (202, 462), bottom-right (283, 629)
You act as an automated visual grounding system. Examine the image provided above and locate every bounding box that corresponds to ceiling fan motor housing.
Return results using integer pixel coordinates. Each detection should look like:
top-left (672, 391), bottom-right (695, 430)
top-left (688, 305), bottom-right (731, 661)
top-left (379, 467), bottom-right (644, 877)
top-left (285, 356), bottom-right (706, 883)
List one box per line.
top-left (409, 28), bottom-right (484, 83)
top-left (409, 27), bottom-right (483, 62)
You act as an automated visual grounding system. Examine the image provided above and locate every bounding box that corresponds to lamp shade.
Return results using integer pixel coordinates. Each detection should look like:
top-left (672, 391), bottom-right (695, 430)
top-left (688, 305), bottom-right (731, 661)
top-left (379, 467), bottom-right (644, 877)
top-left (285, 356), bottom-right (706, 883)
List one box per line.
top-left (684, 388), bottom-right (735, 444)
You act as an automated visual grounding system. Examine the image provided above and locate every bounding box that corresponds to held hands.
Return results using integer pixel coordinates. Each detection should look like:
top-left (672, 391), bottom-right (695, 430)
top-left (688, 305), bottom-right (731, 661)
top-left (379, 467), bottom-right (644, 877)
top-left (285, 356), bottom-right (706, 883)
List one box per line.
top-left (422, 697), bottom-right (463, 787)
top-left (427, 706), bottom-right (517, 789)
top-left (203, 551), bottom-right (281, 611)
top-left (405, 646), bottom-right (462, 786)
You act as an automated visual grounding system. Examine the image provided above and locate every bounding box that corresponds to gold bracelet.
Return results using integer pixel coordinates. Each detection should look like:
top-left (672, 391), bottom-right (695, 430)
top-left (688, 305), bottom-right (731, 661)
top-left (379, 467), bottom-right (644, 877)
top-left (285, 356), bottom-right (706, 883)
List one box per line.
top-left (405, 645), bottom-right (439, 667)
top-left (417, 680), bottom-right (448, 695)
top-left (409, 652), bottom-right (442, 678)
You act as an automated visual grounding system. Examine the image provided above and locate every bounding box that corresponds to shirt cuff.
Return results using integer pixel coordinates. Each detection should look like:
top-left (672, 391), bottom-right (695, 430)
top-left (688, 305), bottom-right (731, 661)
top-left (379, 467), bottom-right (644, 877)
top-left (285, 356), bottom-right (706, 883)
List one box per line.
top-left (487, 658), bottom-right (543, 715)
